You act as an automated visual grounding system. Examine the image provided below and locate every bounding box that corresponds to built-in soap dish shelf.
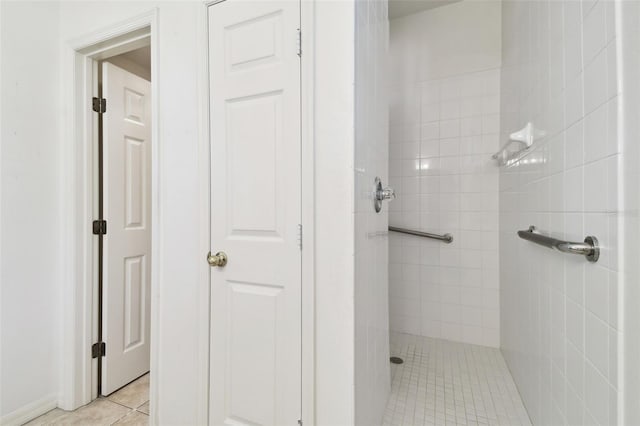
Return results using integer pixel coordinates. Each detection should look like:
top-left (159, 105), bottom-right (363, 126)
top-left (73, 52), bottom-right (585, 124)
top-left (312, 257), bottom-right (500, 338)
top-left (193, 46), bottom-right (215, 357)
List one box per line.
top-left (492, 122), bottom-right (546, 166)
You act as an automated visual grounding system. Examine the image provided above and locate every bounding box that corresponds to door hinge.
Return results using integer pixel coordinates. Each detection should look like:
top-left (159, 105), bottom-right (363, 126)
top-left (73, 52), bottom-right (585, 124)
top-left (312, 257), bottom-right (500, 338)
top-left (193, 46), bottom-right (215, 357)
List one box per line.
top-left (92, 97), bottom-right (107, 113)
top-left (296, 29), bottom-right (302, 57)
top-left (297, 224), bottom-right (303, 250)
top-left (92, 342), bottom-right (106, 358)
top-left (298, 420), bottom-right (302, 426)
top-left (92, 220), bottom-right (107, 235)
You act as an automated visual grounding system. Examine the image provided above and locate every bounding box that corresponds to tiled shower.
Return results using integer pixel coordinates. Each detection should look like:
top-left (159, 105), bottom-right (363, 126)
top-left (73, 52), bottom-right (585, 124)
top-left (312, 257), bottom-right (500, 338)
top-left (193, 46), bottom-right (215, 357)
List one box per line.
top-left (388, 1), bottom-right (502, 348)
top-left (376, 0), bottom-right (640, 425)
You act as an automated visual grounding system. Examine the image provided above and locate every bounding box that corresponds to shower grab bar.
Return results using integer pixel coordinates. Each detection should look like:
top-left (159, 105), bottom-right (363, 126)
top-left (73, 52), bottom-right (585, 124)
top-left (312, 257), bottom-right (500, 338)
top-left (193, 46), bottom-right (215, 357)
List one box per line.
top-left (517, 225), bottom-right (599, 262)
top-left (389, 226), bottom-right (453, 244)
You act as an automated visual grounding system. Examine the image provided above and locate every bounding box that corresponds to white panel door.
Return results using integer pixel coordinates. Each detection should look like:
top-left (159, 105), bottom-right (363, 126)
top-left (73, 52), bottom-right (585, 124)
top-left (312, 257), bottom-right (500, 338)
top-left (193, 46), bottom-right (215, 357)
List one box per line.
top-left (102, 62), bottom-right (152, 395)
top-left (208, 1), bottom-right (301, 425)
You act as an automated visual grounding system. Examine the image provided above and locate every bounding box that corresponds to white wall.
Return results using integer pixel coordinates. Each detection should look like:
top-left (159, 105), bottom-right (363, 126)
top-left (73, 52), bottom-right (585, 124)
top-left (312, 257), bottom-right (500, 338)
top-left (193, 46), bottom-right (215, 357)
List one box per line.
top-left (499, 1), bottom-right (620, 424)
top-left (313, 1), bottom-right (357, 424)
top-left (0, 1), bottom-right (61, 421)
top-left (354, 0), bottom-right (390, 425)
top-left (388, 1), bottom-right (502, 347)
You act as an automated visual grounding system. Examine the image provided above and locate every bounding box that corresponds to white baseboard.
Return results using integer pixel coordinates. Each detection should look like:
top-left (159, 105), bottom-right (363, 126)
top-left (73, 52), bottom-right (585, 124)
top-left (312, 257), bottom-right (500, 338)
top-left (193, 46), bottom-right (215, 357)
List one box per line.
top-left (1, 394), bottom-right (58, 426)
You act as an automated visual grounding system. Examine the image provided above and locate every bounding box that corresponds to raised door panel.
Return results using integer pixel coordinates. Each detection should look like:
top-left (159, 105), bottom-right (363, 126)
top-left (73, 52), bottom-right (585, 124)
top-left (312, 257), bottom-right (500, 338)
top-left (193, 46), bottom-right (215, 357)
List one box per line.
top-left (226, 281), bottom-right (283, 425)
top-left (125, 137), bottom-right (145, 229)
top-left (124, 254), bottom-right (145, 351)
top-left (227, 91), bottom-right (283, 238)
top-left (225, 11), bottom-right (282, 73)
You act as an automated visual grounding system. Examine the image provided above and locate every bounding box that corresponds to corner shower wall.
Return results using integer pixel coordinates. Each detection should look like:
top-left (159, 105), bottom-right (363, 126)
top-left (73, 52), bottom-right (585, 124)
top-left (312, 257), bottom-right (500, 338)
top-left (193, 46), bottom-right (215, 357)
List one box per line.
top-left (354, 1), bottom-right (391, 425)
top-left (499, 1), bottom-right (620, 425)
top-left (388, 1), bottom-right (502, 347)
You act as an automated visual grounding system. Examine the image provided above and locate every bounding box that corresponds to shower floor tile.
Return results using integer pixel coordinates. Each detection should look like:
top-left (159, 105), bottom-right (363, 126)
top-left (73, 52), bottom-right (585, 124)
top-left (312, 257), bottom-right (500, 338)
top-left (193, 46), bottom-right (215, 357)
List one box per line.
top-left (383, 333), bottom-right (531, 426)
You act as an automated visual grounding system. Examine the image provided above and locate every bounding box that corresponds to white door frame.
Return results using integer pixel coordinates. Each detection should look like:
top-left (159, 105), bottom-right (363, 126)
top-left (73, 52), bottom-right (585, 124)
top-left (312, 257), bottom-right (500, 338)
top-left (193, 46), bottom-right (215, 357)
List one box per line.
top-left (204, 0), bottom-right (316, 423)
top-left (299, 2), bottom-right (316, 423)
top-left (58, 9), bottom-right (162, 418)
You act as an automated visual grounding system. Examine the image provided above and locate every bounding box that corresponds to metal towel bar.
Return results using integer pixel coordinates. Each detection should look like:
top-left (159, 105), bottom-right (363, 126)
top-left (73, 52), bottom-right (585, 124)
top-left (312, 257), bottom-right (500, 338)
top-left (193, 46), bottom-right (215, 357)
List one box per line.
top-left (389, 226), bottom-right (453, 243)
top-left (517, 225), bottom-right (599, 262)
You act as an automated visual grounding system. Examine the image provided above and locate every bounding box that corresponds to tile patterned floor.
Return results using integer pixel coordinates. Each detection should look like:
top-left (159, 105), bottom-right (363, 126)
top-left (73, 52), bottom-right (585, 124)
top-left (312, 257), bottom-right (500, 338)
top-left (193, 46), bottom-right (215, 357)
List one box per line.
top-left (25, 338), bottom-right (528, 426)
top-left (26, 373), bottom-right (150, 426)
top-left (383, 333), bottom-right (531, 426)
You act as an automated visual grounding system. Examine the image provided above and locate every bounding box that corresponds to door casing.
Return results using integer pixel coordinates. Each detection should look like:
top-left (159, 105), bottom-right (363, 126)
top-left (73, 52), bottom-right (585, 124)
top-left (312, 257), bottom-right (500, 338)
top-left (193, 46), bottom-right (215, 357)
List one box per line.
top-left (58, 11), bottom-right (169, 423)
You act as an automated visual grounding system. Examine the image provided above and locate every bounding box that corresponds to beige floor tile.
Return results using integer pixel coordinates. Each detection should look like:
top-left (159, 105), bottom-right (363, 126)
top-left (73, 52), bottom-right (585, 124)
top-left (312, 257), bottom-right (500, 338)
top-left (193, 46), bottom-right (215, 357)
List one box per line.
top-left (107, 373), bottom-right (150, 409)
top-left (29, 399), bottom-right (131, 425)
top-left (136, 401), bottom-right (150, 415)
top-left (113, 410), bottom-right (149, 426)
top-left (24, 408), bottom-right (67, 425)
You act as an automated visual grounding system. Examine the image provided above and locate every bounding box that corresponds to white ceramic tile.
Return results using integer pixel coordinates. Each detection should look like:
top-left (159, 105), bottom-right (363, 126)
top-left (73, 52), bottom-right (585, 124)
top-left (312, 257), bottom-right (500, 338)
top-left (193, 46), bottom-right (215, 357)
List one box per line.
top-left (421, 103), bottom-right (440, 123)
top-left (439, 137), bottom-right (460, 157)
top-left (461, 97), bottom-right (483, 117)
top-left (582, 0), bottom-right (607, 66)
top-left (384, 333), bottom-right (531, 426)
top-left (440, 119), bottom-right (460, 139)
top-left (565, 166), bottom-right (584, 212)
top-left (565, 72), bottom-right (584, 127)
top-left (441, 322), bottom-right (462, 341)
top-left (482, 114), bottom-right (500, 135)
top-left (584, 49), bottom-right (608, 114)
top-left (483, 95), bottom-right (500, 115)
top-left (460, 116), bottom-right (483, 137)
top-left (585, 312), bottom-right (609, 378)
top-left (421, 122), bottom-right (439, 140)
top-left (585, 264), bottom-right (609, 322)
top-left (566, 341), bottom-right (585, 399)
top-left (440, 100), bottom-right (460, 120)
top-left (565, 121), bottom-right (584, 169)
top-left (566, 298), bottom-right (584, 350)
top-left (482, 309), bottom-right (499, 329)
top-left (461, 306), bottom-right (483, 325)
top-left (584, 104), bottom-right (608, 163)
top-left (606, 42), bottom-right (618, 101)
top-left (564, 1), bottom-right (583, 79)
top-left (441, 302), bottom-right (461, 322)
top-left (441, 78), bottom-right (461, 101)
top-left (584, 361), bottom-right (610, 425)
top-left (421, 81), bottom-right (440, 103)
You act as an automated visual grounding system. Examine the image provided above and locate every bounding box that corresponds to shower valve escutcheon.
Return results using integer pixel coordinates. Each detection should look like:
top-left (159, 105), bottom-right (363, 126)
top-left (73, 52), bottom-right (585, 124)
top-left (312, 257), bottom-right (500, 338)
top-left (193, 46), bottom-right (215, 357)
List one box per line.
top-left (374, 177), bottom-right (395, 213)
top-left (207, 251), bottom-right (228, 267)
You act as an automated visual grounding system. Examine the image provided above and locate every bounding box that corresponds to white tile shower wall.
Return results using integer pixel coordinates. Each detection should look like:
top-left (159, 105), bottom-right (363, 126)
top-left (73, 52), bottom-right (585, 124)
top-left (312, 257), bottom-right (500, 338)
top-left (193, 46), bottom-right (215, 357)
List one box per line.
top-left (388, 1), bottom-right (502, 348)
top-left (354, 0), bottom-right (391, 425)
top-left (499, 1), bottom-right (620, 425)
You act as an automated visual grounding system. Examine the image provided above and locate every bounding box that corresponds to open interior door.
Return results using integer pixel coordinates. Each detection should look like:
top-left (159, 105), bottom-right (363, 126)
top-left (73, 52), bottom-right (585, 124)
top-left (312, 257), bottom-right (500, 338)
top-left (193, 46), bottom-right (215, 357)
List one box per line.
top-left (101, 62), bottom-right (152, 395)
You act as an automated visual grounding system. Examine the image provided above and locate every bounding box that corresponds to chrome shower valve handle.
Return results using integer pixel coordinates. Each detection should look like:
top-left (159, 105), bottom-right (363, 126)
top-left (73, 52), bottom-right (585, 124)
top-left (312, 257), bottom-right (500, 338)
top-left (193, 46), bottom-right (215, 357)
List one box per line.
top-left (374, 177), bottom-right (395, 213)
top-left (379, 187), bottom-right (396, 201)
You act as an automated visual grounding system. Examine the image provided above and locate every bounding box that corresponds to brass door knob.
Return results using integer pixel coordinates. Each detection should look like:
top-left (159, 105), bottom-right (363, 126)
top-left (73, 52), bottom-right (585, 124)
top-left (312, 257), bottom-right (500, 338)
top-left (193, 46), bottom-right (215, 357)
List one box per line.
top-left (207, 251), bottom-right (228, 267)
